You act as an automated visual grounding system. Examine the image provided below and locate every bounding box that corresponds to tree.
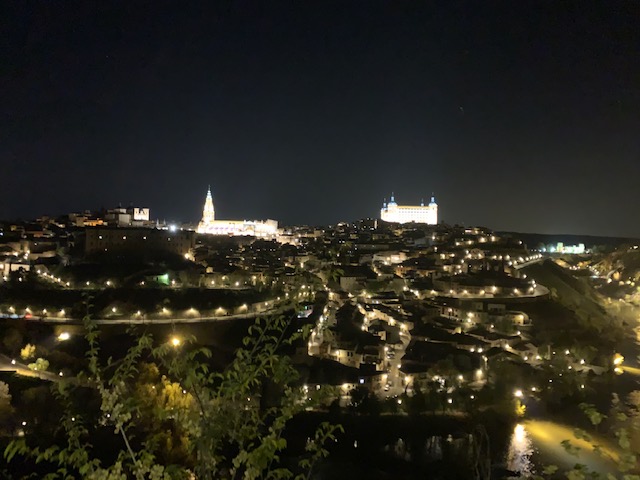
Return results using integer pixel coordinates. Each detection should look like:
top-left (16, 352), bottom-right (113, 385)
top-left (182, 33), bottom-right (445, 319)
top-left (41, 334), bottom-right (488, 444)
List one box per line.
top-left (20, 343), bottom-right (36, 361)
top-left (5, 313), bottom-right (342, 479)
top-left (406, 387), bottom-right (427, 416)
top-left (27, 357), bottom-right (49, 372)
top-left (349, 386), bottom-right (380, 415)
top-left (0, 381), bottom-right (14, 432)
top-left (326, 267), bottom-right (344, 284)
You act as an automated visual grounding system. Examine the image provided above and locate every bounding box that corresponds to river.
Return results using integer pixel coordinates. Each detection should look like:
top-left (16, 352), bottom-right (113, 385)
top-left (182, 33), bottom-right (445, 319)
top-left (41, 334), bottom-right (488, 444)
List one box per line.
top-left (505, 419), bottom-right (620, 477)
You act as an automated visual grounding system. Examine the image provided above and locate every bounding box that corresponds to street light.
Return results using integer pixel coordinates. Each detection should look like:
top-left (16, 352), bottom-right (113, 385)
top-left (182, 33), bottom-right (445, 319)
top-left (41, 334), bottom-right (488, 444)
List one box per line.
top-left (170, 337), bottom-right (181, 347)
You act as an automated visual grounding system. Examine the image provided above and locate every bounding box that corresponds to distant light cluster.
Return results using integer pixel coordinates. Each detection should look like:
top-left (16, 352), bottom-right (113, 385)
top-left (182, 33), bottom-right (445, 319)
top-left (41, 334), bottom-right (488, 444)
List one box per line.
top-left (196, 187), bottom-right (278, 238)
top-left (380, 193), bottom-right (438, 225)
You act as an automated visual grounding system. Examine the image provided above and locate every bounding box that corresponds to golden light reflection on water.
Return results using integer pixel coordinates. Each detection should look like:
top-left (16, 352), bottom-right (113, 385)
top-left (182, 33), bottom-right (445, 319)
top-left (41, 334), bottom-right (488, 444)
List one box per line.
top-left (508, 420), bottom-right (620, 475)
top-left (622, 365), bottom-right (640, 376)
top-left (506, 424), bottom-right (534, 476)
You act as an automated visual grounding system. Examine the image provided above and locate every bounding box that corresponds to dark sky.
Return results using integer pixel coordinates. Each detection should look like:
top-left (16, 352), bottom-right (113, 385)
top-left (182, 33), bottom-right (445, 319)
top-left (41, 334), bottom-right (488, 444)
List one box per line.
top-left (2, 1), bottom-right (639, 236)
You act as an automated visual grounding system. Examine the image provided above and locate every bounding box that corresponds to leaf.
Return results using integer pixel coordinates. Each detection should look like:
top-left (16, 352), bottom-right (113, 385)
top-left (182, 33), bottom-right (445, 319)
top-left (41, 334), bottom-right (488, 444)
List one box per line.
top-left (4, 439), bottom-right (27, 463)
top-left (561, 439), bottom-right (581, 457)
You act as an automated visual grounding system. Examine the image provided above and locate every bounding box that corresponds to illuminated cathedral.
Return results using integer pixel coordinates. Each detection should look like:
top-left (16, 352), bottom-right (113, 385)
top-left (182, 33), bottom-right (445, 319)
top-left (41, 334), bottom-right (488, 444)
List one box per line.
top-left (380, 193), bottom-right (438, 225)
top-left (196, 187), bottom-right (278, 237)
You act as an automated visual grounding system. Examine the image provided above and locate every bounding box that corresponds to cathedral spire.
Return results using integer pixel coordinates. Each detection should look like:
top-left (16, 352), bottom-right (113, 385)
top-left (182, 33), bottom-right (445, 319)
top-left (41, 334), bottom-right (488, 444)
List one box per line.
top-left (201, 186), bottom-right (215, 224)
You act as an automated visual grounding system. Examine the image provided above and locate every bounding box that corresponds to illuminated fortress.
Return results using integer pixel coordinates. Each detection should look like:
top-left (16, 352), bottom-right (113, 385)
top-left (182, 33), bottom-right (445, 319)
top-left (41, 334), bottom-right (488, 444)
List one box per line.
top-left (196, 187), bottom-right (278, 237)
top-left (380, 193), bottom-right (438, 225)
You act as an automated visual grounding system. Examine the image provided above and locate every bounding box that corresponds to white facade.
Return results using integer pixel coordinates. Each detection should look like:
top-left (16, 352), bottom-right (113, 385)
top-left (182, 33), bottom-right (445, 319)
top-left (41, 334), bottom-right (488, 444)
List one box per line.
top-left (132, 208), bottom-right (150, 221)
top-left (196, 187), bottom-right (278, 238)
top-left (380, 194), bottom-right (438, 225)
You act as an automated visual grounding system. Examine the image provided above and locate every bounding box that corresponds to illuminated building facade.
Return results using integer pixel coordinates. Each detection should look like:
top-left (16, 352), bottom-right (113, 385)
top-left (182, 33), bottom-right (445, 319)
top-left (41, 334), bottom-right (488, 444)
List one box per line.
top-left (196, 187), bottom-right (278, 238)
top-left (380, 193), bottom-right (438, 225)
top-left (105, 207), bottom-right (151, 227)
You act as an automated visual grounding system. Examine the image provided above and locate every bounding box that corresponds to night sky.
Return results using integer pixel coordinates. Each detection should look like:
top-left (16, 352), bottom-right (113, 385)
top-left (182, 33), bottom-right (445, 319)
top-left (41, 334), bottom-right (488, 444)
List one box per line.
top-left (2, 2), bottom-right (639, 236)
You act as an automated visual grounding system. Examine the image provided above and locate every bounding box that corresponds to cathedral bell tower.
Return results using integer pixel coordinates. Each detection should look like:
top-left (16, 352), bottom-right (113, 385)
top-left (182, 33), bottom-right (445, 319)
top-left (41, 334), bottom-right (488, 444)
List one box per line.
top-left (198, 186), bottom-right (215, 233)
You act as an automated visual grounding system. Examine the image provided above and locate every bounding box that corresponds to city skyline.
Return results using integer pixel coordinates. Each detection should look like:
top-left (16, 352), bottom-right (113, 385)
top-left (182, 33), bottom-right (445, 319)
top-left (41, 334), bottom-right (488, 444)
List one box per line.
top-left (2, 2), bottom-right (639, 236)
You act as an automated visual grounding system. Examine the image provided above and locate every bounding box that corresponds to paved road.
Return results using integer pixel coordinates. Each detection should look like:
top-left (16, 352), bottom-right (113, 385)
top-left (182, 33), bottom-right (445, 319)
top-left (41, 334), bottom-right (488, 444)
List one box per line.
top-left (23, 305), bottom-right (288, 325)
top-left (511, 257), bottom-right (544, 270)
top-left (437, 284), bottom-right (549, 300)
top-left (0, 353), bottom-right (60, 382)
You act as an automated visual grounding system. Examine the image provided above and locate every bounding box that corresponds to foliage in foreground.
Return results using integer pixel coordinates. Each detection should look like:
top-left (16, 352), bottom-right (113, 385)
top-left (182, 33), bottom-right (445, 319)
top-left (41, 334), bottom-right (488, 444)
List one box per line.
top-left (528, 394), bottom-right (640, 480)
top-left (4, 312), bottom-right (341, 479)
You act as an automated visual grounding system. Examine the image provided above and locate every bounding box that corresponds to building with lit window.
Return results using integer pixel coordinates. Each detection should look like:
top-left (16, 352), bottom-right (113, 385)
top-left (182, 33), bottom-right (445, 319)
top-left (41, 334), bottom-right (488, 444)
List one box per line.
top-left (196, 187), bottom-right (278, 238)
top-left (85, 227), bottom-right (195, 257)
top-left (380, 193), bottom-right (438, 225)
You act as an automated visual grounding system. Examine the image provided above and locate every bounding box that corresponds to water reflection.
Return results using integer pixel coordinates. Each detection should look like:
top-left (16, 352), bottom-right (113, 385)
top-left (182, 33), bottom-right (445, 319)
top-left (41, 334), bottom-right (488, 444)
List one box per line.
top-left (506, 420), bottom-right (619, 476)
top-left (506, 423), bottom-right (534, 476)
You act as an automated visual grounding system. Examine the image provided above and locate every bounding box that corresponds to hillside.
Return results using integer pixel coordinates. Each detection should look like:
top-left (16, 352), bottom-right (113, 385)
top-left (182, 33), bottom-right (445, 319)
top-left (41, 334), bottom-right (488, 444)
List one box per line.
top-left (499, 231), bottom-right (640, 251)
top-left (520, 260), bottom-right (624, 351)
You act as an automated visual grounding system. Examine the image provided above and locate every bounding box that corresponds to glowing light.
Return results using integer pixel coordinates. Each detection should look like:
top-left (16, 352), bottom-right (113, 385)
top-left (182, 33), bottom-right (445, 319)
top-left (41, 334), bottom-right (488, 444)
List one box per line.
top-left (514, 423), bottom-right (526, 443)
top-left (170, 337), bottom-right (181, 347)
top-left (514, 389), bottom-right (523, 398)
top-left (58, 332), bottom-right (71, 341)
